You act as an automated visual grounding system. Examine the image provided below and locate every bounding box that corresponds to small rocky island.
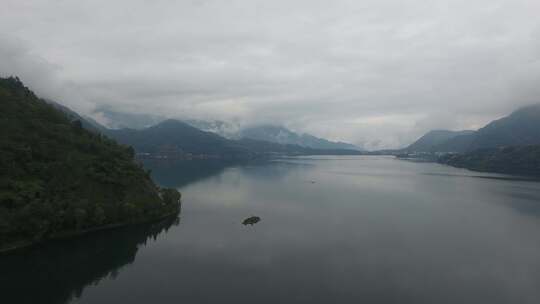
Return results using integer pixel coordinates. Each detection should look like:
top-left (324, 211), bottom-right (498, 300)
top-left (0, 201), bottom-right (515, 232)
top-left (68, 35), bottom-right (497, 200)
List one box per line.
top-left (242, 216), bottom-right (261, 226)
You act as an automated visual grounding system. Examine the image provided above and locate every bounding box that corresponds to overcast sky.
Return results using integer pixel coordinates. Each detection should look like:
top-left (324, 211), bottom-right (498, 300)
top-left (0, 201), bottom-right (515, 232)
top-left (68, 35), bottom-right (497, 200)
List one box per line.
top-left (1, 0), bottom-right (540, 149)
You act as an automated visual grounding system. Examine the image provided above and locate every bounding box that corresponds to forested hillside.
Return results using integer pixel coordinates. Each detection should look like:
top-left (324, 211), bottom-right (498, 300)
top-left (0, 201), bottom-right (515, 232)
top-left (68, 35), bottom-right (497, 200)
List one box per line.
top-left (105, 120), bottom-right (363, 158)
top-left (405, 130), bottom-right (475, 152)
top-left (105, 119), bottom-right (251, 156)
top-left (438, 145), bottom-right (540, 177)
top-left (406, 104), bottom-right (540, 153)
top-left (0, 77), bottom-right (181, 251)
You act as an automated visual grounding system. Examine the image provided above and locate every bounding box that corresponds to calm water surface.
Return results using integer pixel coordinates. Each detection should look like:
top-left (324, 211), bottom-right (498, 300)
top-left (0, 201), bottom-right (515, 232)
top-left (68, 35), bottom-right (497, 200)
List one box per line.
top-left (3, 156), bottom-right (540, 304)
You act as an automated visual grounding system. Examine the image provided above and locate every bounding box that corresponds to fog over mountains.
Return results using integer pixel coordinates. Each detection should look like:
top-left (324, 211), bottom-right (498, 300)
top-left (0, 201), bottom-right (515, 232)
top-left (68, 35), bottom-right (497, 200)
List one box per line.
top-left (42, 100), bottom-right (540, 154)
top-left (89, 109), bottom-right (361, 151)
top-left (239, 125), bottom-right (360, 150)
top-left (406, 104), bottom-right (540, 153)
top-left (3, 0), bottom-right (540, 149)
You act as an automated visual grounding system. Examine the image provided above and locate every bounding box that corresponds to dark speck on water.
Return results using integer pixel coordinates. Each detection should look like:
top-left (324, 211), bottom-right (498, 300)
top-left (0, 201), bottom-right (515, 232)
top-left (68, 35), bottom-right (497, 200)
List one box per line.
top-left (242, 216), bottom-right (261, 226)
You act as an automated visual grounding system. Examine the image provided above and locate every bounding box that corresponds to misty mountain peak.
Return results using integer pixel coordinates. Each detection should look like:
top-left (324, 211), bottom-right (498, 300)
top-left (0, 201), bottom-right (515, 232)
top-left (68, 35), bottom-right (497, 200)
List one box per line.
top-left (240, 125), bottom-right (360, 150)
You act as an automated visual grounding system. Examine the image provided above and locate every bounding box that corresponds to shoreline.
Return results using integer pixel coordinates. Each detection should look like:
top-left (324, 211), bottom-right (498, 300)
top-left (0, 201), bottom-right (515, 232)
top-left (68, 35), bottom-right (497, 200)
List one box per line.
top-left (0, 209), bottom-right (180, 255)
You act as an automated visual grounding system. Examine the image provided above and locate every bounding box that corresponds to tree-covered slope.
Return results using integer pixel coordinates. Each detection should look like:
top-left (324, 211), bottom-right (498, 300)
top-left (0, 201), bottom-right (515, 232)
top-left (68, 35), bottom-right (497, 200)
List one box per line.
top-left (106, 120), bottom-right (363, 157)
top-left (240, 125), bottom-right (360, 150)
top-left (405, 130), bottom-right (475, 152)
top-left (236, 138), bottom-right (362, 155)
top-left (438, 145), bottom-right (540, 176)
top-left (46, 99), bottom-right (108, 134)
top-left (105, 119), bottom-right (251, 156)
top-left (407, 104), bottom-right (540, 153)
top-left (0, 77), bottom-right (180, 251)
top-left (468, 104), bottom-right (540, 151)
top-left (430, 133), bottom-right (476, 153)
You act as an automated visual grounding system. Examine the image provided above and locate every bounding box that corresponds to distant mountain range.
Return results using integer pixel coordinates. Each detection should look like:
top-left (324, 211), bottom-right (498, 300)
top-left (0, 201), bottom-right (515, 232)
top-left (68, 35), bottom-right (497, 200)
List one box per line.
top-left (184, 119), bottom-right (241, 139)
top-left (17, 82), bottom-right (540, 178)
top-left (239, 125), bottom-right (361, 151)
top-left (105, 119), bottom-right (250, 157)
top-left (103, 120), bottom-right (362, 158)
top-left (406, 104), bottom-right (540, 153)
top-left (48, 108), bottom-right (360, 158)
top-left (88, 109), bottom-right (360, 151)
top-left (468, 104), bottom-right (540, 150)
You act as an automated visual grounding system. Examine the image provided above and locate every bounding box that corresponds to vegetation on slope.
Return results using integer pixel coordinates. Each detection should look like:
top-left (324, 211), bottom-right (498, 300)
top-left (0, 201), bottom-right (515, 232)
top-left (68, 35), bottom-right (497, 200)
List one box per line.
top-left (105, 120), bottom-right (363, 158)
top-left (0, 77), bottom-right (181, 251)
top-left (405, 130), bottom-right (475, 153)
top-left (239, 125), bottom-right (360, 150)
top-left (438, 145), bottom-right (540, 176)
top-left (406, 104), bottom-right (540, 153)
top-left (467, 104), bottom-right (540, 151)
top-left (105, 119), bottom-right (251, 156)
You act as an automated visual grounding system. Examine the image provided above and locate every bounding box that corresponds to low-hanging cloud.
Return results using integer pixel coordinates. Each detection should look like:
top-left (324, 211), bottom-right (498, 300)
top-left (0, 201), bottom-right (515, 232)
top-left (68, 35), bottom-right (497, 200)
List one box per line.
top-left (1, 0), bottom-right (540, 149)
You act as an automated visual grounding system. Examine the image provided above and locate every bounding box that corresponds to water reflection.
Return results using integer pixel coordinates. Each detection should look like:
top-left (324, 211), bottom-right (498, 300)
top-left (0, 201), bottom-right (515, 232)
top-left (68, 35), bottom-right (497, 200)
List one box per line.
top-left (420, 172), bottom-right (540, 217)
top-left (3, 157), bottom-right (540, 304)
top-left (490, 183), bottom-right (540, 217)
top-left (0, 216), bottom-right (180, 304)
top-left (143, 159), bottom-right (314, 189)
top-left (142, 159), bottom-right (248, 188)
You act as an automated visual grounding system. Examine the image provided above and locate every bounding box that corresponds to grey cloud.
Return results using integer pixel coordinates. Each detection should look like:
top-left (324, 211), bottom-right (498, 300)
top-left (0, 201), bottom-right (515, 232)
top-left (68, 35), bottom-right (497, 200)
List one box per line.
top-left (1, 0), bottom-right (540, 149)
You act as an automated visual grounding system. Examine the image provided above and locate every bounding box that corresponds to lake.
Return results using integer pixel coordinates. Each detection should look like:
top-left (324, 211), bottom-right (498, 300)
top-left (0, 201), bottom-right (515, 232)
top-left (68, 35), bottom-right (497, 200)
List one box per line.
top-left (2, 156), bottom-right (540, 304)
